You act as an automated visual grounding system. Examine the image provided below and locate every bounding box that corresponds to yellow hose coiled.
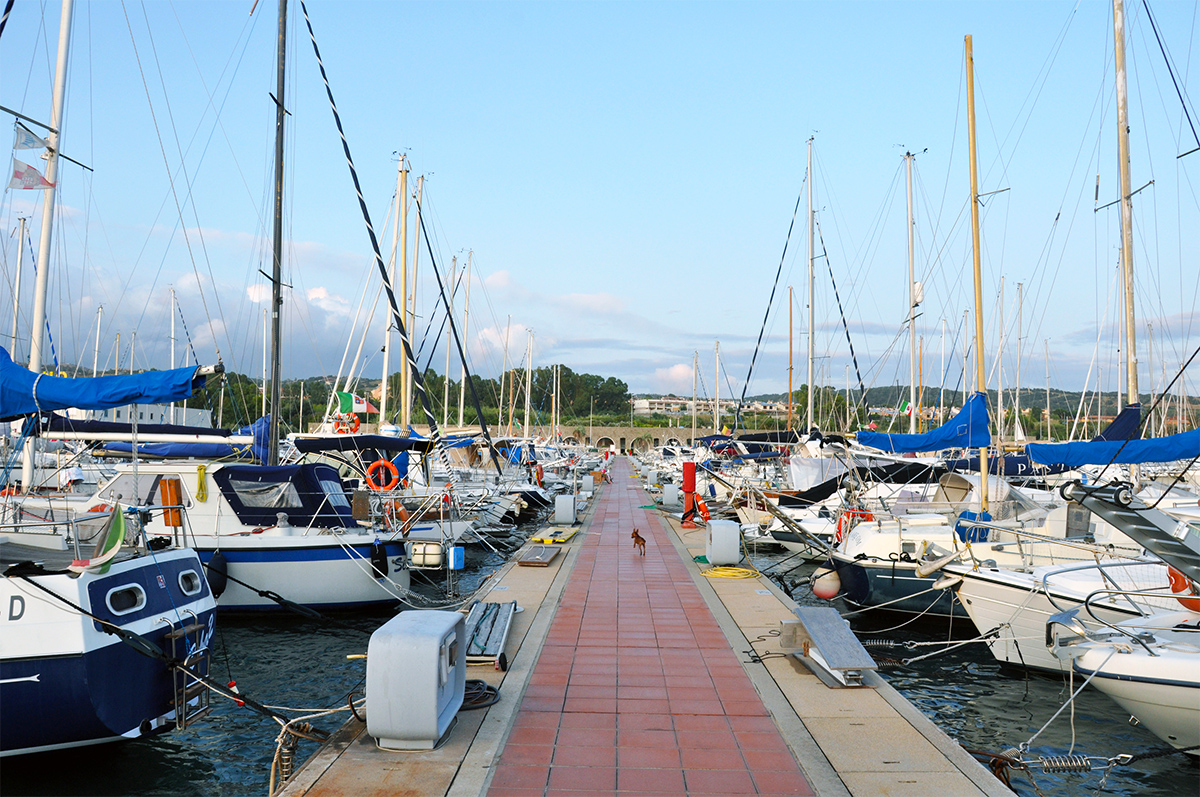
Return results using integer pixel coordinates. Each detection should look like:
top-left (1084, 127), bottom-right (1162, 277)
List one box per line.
top-left (702, 566), bottom-right (760, 579)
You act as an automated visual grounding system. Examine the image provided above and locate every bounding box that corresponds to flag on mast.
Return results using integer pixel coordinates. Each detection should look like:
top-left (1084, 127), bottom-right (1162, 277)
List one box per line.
top-left (336, 391), bottom-right (378, 414)
top-left (13, 124), bottom-right (50, 150)
top-left (9, 158), bottom-right (54, 189)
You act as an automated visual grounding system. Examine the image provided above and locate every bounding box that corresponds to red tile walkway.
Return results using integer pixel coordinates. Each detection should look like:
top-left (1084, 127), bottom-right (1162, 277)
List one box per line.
top-left (490, 458), bottom-right (814, 796)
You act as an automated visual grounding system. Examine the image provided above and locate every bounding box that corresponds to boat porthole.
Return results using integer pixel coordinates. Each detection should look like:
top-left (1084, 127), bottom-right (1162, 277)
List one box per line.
top-left (179, 570), bottom-right (203, 596)
top-left (106, 584), bottom-right (147, 615)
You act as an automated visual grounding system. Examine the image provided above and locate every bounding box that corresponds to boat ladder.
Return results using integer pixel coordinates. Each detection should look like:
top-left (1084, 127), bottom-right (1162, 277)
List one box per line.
top-left (164, 617), bottom-right (212, 730)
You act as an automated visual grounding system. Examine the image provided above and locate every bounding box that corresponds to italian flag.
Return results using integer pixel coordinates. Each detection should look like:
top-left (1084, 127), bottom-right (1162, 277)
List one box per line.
top-left (337, 391), bottom-right (378, 414)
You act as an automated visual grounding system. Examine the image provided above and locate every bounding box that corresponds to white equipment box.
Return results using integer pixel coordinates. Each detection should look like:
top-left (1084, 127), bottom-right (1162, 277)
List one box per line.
top-left (554, 495), bottom-right (576, 525)
top-left (366, 610), bottom-right (465, 750)
top-left (706, 519), bottom-right (741, 566)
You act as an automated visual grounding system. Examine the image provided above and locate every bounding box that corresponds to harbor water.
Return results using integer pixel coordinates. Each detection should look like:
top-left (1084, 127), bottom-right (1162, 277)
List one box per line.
top-left (4, 535), bottom-right (1197, 796)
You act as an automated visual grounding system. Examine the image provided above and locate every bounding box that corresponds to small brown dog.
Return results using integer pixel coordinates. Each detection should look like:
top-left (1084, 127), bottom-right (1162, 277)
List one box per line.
top-left (631, 528), bottom-right (646, 556)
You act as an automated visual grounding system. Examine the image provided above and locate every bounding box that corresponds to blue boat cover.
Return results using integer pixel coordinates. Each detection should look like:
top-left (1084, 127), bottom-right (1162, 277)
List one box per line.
top-left (211, 463), bottom-right (359, 528)
top-left (1026, 427), bottom-right (1199, 466)
top-left (101, 416), bottom-right (271, 463)
top-left (856, 392), bottom-right (991, 454)
top-left (0, 346), bottom-right (203, 419)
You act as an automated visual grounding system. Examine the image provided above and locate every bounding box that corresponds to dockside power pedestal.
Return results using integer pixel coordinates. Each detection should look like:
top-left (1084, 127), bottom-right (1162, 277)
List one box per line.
top-left (366, 610), bottom-right (466, 750)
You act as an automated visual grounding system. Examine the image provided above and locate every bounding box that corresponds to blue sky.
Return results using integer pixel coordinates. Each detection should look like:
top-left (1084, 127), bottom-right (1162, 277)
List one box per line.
top-left (2, 1), bottom-right (1198, 406)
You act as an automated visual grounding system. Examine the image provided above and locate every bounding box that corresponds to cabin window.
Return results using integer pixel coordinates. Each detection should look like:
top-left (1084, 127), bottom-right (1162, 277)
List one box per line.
top-left (106, 584), bottom-right (146, 615)
top-left (318, 478), bottom-right (350, 508)
top-left (178, 569), bottom-right (203, 596)
top-left (227, 479), bottom-right (303, 509)
top-left (116, 410), bottom-right (122, 419)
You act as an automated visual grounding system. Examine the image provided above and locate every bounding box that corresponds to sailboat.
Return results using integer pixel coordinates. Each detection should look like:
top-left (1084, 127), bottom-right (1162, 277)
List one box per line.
top-left (1, 0), bottom-right (220, 755)
top-left (1, 350), bottom-right (222, 755)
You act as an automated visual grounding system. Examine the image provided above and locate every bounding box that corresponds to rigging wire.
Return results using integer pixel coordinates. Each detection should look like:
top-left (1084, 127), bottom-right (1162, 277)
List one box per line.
top-left (732, 175), bottom-right (806, 432)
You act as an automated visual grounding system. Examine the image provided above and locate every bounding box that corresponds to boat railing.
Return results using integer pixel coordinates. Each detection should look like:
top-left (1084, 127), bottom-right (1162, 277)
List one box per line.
top-left (1075, 582), bottom-right (1190, 649)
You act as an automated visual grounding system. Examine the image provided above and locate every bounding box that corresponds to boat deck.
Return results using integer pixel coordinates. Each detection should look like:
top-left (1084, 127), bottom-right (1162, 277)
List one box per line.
top-left (279, 457), bottom-right (1008, 796)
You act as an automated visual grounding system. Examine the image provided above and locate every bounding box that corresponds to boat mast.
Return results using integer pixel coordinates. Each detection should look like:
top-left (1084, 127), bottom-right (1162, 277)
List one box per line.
top-left (443, 255), bottom-right (456, 429)
top-left (1113, 0), bottom-right (1140, 479)
top-left (806, 137), bottom-right (815, 432)
top-left (380, 157), bottom-right (407, 428)
top-left (714, 340), bottom-right (720, 432)
top-left (10, 217), bottom-right (26, 359)
top-left (523, 330), bottom-right (532, 436)
top-left (499, 315), bottom-right (510, 433)
top-left (267, 0), bottom-right (287, 465)
top-left (457, 251), bottom-right (472, 427)
top-left (691, 351), bottom-right (698, 444)
top-left (939, 317), bottom-right (945, 424)
top-left (782, 286), bottom-right (792, 432)
top-left (1045, 339), bottom-right (1051, 439)
top-left (997, 276), bottom-right (1004, 444)
top-left (21, 0), bottom-right (73, 490)
top-left (93, 305), bottom-right (102, 376)
top-left (906, 151), bottom-right (917, 434)
top-left (404, 175), bottom-right (424, 431)
top-left (262, 309), bottom-right (268, 419)
top-left (966, 34), bottom-right (989, 512)
top-left (1015, 282), bottom-right (1023, 438)
top-left (170, 287), bottom-right (176, 424)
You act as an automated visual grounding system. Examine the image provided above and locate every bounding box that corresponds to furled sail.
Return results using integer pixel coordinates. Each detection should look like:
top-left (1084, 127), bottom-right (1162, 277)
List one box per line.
top-left (0, 346), bottom-right (207, 419)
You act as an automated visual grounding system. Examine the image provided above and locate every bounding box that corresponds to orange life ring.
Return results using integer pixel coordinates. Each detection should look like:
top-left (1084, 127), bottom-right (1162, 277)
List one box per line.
top-left (366, 459), bottom-right (400, 492)
top-left (85, 502), bottom-right (114, 514)
top-left (836, 508), bottom-right (874, 544)
top-left (333, 413), bottom-right (360, 434)
top-left (1167, 565), bottom-right (1200, 613)
top-left (695, 496), bottom-right (711, 522)
top-left (384, 500), bottom-right (410, 530)
top-left (0, 486), bottom-right (20, 496)
top-left (535, 463), bottom-right (544, 487)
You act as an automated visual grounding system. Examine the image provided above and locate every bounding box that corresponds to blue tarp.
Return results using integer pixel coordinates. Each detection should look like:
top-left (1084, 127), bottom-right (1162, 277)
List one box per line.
top-left (101, 416), bottom-right (271, 463)
top-left (856, 392), bottom-right (991, 454)
top-left (0, 346), bottom-right (203, 419)
top-left (1026, 428), bottom-right (1200, 467)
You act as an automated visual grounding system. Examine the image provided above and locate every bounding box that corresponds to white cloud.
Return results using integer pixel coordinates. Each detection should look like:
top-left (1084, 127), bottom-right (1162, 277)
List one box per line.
top-left (306, 286), bottom-right (351, 320)
top-left (246, 284), bottom-right (270, 303)
top-left (559, 292), bottom-right (624, 314)
top-left (483, 270), bottom-right (512, 289)
top-left (651, 363), bottom-right (695, 394)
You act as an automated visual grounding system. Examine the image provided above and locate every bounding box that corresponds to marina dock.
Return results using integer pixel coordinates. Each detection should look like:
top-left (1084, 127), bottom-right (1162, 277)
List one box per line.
top-left (280, 458), bottom-right (1009, 796)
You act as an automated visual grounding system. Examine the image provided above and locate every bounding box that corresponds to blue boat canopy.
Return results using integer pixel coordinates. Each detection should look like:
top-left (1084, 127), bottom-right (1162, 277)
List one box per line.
top-left (0, 346), bottom-right (206, 420)
top-left (1026, 427), bottom-right (1199, 467)
top-left (101, 417), bottom-right (271, 463)
top-left (856, 392), bottom-right (991, 454)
